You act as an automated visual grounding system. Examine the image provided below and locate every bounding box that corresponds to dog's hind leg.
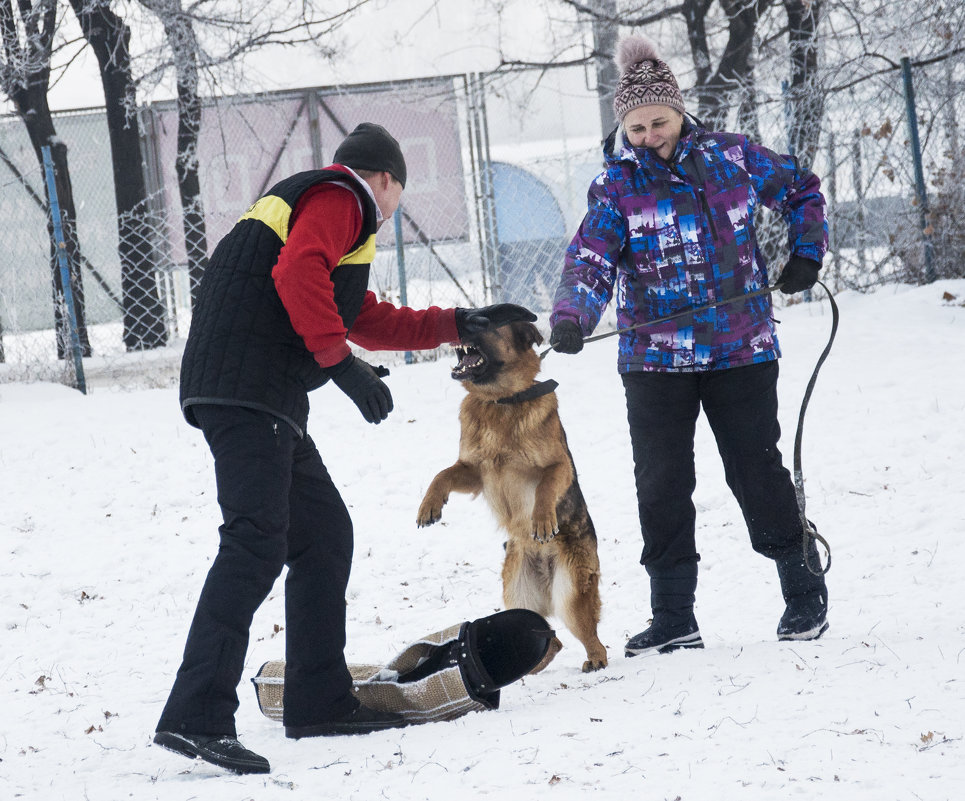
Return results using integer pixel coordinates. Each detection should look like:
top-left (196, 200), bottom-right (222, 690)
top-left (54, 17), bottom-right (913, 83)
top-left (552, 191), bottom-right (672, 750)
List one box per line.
top-left (555, 562), bottom-right (608, 673)
top-left (502, 542), bottom-right (563, 673)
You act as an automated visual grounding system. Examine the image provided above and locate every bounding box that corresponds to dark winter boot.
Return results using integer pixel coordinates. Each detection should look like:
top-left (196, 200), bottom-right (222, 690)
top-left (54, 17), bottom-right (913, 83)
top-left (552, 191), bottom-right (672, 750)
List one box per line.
top-left (153, 731), bottom-right (270, 774)
top-left (625, 562), bottom-right (703, 657)
top-left (285, 703), bottom-right (406, 738)
top-left (776, 541), bottom-right (829, 641)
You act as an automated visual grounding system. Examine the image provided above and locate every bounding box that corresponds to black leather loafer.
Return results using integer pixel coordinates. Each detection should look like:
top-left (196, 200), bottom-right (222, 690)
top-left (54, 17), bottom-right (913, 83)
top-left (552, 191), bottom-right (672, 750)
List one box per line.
top-left (153, 730), bottom-right (270, 774)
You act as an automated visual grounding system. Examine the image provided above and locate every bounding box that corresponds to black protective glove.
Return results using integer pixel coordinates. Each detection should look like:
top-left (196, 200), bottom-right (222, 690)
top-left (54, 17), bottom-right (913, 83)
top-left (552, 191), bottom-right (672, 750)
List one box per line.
top-left (327, 354), bottom-right (393, 424)
top-left (549, 320), bottom-right (584, 354)
top-left (454, 303), bottom-right (537, 339)
top-left (777, 256), bottom-right (821, 295)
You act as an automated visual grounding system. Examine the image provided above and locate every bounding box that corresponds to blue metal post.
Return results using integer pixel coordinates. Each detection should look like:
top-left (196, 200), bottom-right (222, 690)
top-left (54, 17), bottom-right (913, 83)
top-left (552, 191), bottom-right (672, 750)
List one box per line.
top-left (41, 145), bottom-right (87, 394)
top-left (901, 57), bottom-right (936, 283)
top-left (394, 206), bottom-right (412, 364)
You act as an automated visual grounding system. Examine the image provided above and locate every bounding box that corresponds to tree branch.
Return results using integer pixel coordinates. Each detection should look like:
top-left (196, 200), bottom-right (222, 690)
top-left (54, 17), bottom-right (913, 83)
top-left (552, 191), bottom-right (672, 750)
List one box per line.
top-left (559, 0), bottom-right (684, 27)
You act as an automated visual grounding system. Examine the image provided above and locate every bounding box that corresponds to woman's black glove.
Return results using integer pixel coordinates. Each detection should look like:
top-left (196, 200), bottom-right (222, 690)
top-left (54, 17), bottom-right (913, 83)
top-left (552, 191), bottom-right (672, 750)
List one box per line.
top-left (455, 303), bottom-right (537, 339)
top-left (549, 320), bottom-right (584, 354)
top-left (327, 354), bottom-right (393, 424)
top-left (777, 256), bottom-right (821, 294)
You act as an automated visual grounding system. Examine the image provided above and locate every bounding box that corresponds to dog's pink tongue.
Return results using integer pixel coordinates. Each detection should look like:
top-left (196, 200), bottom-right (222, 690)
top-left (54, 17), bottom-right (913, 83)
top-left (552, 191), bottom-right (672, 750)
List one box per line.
top-left (452, 353), bottom-right (484, 378)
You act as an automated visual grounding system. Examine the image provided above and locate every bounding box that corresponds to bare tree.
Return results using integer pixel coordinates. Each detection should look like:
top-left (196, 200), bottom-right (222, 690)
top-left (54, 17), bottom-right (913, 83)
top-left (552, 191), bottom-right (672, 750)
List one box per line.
top-left (133, 1), bottom-right (373, 308)
top-left (69, 0), bottom-right (168, 351)
top-left (688, 1), bottom-right (776, 133)
top-left (0, 0), bottom-right (92, 358)
top-left (589, 0), bottom-right (620, 133)
top-left (137, 0), bottom-right (206, 306)
top-left (783, 0), bottom-right (822, 168)
top-left (503, 2), bottom-right (785, 140)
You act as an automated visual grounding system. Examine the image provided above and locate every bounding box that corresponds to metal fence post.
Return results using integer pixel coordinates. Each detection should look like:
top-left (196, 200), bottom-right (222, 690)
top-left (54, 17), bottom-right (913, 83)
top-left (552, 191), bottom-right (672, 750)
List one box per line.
top-left (826, 130), bottom-right (839, 289)
top-left (394, 206), bottom-right (412, 365)
top-left (901, 56), bottom-right (936, 283)
top-left (469, 73), bottom-right (500, 302)
top-left (851, 129), bottom-right (867, 275)
top-left (41, 145), bottom-right (87, 394)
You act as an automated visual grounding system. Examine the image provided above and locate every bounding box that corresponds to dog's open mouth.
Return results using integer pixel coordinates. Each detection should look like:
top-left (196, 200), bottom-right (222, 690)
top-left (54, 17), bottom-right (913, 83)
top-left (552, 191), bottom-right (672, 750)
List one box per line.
top-left (452, 344), bottom-right (487, 381)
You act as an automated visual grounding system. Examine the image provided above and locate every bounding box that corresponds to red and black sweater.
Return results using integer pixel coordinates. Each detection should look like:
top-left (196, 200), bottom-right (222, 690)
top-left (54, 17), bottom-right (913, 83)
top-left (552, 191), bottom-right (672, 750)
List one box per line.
top-left (180, 165), bottom-right (458, 436)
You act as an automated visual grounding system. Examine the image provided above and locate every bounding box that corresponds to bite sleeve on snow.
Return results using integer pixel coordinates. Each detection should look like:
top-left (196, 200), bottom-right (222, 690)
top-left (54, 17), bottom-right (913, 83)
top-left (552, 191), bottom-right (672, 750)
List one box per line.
top-left (252, 609), bottom-right (554, 725)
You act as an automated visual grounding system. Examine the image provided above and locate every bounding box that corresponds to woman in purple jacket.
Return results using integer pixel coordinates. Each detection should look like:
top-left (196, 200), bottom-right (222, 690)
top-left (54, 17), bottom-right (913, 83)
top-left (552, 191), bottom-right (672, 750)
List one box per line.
top-left (549, 35), bottom-right (830, 656)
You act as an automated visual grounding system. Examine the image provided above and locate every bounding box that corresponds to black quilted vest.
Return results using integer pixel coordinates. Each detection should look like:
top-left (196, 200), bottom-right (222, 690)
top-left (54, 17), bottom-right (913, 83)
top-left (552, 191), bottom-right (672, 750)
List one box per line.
top-left (179, 169), bottom-right (379, 436)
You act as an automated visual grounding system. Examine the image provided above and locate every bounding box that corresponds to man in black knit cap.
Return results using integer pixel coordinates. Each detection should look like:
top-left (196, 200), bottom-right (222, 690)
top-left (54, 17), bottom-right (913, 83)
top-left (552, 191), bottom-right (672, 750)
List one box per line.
top-left (153, 122), bottom-right (535, 775)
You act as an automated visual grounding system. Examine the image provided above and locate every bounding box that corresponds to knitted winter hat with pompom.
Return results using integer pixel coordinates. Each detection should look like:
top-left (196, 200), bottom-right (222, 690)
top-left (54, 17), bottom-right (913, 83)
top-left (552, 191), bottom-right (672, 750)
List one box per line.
top-left (613, 35), bottom-right (685, 120)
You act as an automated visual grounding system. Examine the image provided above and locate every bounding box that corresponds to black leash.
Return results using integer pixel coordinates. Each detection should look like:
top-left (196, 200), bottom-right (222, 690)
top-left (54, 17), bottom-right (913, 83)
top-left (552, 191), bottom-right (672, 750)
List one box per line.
top-left (792, 280), bottom-right (836, 576)
top-left (540, 280), bottom-right (836, 576)
top-left (538, 283), bottom-right (779, 361)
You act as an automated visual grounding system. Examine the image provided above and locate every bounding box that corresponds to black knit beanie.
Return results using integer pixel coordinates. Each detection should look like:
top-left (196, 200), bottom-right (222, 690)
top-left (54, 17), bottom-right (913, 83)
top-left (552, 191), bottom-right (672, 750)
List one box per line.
top-left (333, 122), bottom-right (407, 188)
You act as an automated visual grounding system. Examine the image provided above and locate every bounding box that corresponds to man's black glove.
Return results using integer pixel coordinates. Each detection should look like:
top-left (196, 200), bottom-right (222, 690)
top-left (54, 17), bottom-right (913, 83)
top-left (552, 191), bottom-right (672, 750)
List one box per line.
top-left (454, 303), bottom-right (537, 339)
top-left (777, 256), bottom-right (821, 295)
top-left (549, 320), bottom-right (584, 354)
top-left (327, 354), bottom-right (393, 424)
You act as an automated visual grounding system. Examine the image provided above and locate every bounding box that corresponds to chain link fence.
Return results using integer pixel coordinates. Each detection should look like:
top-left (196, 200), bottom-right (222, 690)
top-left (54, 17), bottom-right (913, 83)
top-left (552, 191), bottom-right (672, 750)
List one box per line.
top-left (819, 54), bottom-right (965, 291)
top-left (1, 53), bottom-right (962, 391)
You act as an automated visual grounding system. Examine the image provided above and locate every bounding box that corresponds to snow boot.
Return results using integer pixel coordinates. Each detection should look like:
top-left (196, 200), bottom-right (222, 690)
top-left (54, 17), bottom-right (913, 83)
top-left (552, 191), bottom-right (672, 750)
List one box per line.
top-left (625, 562), bottom-right (703, 657)
top-left (776, 541), bottom-right (829, 641)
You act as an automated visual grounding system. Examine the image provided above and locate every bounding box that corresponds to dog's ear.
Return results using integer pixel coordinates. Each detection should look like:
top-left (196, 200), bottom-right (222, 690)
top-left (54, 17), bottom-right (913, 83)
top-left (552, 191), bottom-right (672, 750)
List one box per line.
top-left (511, 321), bottom-right (544, 351)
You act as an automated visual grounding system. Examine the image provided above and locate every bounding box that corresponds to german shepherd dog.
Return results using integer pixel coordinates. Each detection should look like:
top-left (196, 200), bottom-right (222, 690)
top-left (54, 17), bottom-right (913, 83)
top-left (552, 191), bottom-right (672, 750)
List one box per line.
top-left (416, 321), bottom-right (607, 673)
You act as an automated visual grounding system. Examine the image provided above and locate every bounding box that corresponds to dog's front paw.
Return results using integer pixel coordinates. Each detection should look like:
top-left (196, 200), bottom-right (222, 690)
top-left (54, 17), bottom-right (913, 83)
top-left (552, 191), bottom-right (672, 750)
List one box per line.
top-left (416, 494), bottom-right (446, 527)
top-left (531, 508), bottom-right (558, 543)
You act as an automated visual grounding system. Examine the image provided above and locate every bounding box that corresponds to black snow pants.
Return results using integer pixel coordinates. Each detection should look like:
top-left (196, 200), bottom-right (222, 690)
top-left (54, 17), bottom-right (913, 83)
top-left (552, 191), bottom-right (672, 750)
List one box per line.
top-left (156, 404), bottom-right (356, 736)
top-left (622, 360), bottom-right (804, 575)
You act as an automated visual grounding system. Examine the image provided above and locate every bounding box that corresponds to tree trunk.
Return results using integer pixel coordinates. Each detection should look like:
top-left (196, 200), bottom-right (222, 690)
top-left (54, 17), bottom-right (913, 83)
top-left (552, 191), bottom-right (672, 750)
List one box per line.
top-left (159, 5), bottom-right (208, 307)
top-left (590, 0), bottom-right (619, 138)
top-left (683, 0), bottom-right (712, 99)
top-left (175, 75), bottom-right (207, 307)
top-left (694, 0), bottom-right (774, 131)
top-left (784, 0), bottom-right (824, 169)
top-left (70, 0), bottom-right (168, 351)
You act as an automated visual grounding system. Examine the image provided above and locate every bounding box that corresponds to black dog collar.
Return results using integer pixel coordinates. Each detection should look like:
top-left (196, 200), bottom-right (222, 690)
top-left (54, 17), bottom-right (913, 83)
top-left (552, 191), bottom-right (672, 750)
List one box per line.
top-left (495, 379), bottom-right (559, 405)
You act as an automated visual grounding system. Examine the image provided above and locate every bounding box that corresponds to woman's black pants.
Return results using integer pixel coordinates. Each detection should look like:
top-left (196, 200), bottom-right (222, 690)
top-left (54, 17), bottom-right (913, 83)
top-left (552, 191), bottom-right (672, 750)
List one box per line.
top-left (622, 360), bottom-right (804, 577)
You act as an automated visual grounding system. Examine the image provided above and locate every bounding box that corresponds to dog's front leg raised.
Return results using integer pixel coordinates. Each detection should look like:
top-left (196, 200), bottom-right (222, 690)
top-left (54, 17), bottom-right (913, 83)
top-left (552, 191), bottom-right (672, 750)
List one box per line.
top-left (416, 461), bottom-right (483, 527)
top-left (531, 461), bottom-right (573, 542)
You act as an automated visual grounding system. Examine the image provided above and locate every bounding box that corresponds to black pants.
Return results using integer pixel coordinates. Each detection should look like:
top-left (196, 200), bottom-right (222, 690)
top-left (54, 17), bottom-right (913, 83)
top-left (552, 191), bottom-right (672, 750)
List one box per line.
top-left (156, 405), bottom-right (356, 736)
top-left (622, 360), bottom-right (803, 574)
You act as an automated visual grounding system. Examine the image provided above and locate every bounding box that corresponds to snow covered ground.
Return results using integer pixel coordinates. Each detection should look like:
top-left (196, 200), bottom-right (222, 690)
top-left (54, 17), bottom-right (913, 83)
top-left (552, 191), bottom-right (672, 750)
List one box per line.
top-left (2, 280), bottom-right (963, 800)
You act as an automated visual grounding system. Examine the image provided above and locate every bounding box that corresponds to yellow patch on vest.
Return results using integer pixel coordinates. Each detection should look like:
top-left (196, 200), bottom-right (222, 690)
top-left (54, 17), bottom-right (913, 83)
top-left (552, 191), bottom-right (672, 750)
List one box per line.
top-left (238, 196), bottom-right (293, 243)
top-left (337, 234), bottom-right (376, 266)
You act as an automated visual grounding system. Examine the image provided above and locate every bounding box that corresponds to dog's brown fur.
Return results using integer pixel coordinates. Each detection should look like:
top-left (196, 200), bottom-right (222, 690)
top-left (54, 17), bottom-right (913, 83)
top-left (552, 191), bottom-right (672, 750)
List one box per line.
top-left (417, 321), bottom-right (607, 673)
